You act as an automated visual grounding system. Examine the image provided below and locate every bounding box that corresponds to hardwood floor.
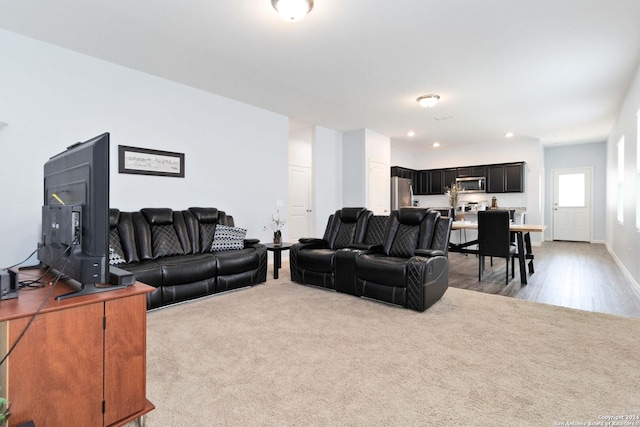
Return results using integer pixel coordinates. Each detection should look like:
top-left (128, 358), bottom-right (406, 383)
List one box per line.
top-left (448, 240), bottom-right (640, 318)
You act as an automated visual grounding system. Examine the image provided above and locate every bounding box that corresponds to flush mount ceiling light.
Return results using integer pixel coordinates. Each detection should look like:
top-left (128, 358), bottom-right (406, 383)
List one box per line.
top-left (271, 0), bottom-right (314, 21)
top-left (416, 94), bottom-right (440, 108)
top-left (407, 130), bottom-right (415, 137)
top-left (505, 132), bottom-right (514, 138)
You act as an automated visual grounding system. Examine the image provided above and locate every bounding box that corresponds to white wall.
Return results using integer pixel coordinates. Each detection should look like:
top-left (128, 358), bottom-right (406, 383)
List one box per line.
top-left (606, 60), bottom-right (640, 285)
top-left (313, 126), bottom-right (343, 236)
top-left (391, 139), bottom-right (545, 242)
top-left (342, 128), bottom-right (390, 213)
top-left (544, 142), bottom-right (607, 242)
top-left (342, 129), bottom-right (367, 207)
top-left (0, 29), bottom-right (289, 266)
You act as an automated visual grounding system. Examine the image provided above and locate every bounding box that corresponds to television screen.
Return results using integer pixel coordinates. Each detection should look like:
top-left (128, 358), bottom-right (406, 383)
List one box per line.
top-left (37, 132), bottom-right (130, 299)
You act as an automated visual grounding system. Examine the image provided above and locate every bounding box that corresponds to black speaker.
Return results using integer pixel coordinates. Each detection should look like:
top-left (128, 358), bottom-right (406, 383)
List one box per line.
top-left (0, 269), bottom-right (18, 300)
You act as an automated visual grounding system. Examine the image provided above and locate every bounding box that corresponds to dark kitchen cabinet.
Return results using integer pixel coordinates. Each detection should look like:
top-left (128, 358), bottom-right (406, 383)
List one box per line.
top-left (394, 162), bottom-right (524, 196)
top-left (427, 170), bottom-right (443, 195)
top-left (457, 166), bottom-right (486, 178)
top-left (391, 166), bottom-right (414, 180)
top-left (426, 168), bottom-right (457, 195)
top-left (391, 166), bottom-right (418, 195)
top-left (443, 168), bottom-right (457, 190)
top-left (486, 162), bottom-right (524, 193)
top-left (415, 170), bottom-right (429, 195)
top-left (391, 166), bottom-right (416, 183)
top-left (505, 163), bottom-right (524, 192)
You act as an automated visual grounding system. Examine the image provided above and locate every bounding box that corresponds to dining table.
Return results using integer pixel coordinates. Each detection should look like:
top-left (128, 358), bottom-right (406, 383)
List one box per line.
top-left (449, 221), bottom-right (547, 285)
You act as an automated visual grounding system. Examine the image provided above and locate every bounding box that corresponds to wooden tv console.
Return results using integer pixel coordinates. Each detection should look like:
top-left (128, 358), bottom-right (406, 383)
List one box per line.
top-left (0, 271), bottom-right (154, 427)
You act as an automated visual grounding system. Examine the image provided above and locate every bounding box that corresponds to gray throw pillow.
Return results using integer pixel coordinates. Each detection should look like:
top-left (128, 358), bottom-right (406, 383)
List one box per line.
top-left (109, 246), bottom-right (126, 265)
top-left (211, 225), bottom-right (246, 252)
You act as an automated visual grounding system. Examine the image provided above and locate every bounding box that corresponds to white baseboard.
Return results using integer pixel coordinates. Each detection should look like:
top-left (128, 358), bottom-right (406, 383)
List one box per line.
top-left (605, 243), bottom-right (640, 291)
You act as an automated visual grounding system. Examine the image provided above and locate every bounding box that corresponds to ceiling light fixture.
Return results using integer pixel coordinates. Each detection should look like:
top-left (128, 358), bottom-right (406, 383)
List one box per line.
top-left (271, 0), bottom-right (314, 21)
top-left (505, 132), bottom-right (514, 138)
top-left (433, 142), bottom-right (441, 148)
top-left (417, 94), bottom-right (440, 108)
top-left (407, 130), bottom-right (415, 137)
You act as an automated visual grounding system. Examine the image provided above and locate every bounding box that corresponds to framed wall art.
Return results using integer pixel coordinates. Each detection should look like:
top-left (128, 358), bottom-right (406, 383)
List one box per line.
top-left (118, 145), bottom-right (185, 178)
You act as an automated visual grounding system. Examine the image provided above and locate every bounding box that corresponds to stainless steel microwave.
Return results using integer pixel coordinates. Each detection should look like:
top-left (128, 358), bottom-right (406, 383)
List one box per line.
top-left (455, 176), bottom-right (486, 193)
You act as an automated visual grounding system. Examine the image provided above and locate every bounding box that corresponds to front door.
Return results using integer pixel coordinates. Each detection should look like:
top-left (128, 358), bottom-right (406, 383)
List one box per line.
top-left (552, 168), bottom-right (592, 242)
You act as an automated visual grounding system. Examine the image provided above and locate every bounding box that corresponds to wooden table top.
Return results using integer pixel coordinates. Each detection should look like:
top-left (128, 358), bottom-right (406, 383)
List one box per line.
top-left (451, 222), bottom-right (547, 232)
top-left (0, 269), bottom-right (154, 322)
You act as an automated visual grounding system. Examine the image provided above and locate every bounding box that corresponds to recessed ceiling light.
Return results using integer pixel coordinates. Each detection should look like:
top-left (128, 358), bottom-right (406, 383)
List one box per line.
top-left (505, 132), bottom-right (514, 138)
top-left (407, 130), bottom-right (415, 137)
top-left (433, 142), bottom-right (440, 147)
top-left (416, 94), bottom-right (440, 108)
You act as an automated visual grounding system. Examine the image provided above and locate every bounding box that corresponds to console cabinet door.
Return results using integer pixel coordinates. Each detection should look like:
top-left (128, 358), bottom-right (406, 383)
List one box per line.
top-left (104, 294), bottom-right (147, 426)
top-left (6, 303), bottom-right (104, 426)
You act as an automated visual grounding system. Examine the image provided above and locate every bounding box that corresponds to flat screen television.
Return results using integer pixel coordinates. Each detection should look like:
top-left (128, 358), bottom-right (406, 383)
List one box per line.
top-left (37, 132), bottom-right (132, 300)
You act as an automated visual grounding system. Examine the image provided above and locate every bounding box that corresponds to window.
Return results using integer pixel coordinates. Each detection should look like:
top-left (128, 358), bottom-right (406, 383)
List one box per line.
top-left (558, 173), bottom-right (586, 207)
top-left (617, 136), bottom-right (624, 223)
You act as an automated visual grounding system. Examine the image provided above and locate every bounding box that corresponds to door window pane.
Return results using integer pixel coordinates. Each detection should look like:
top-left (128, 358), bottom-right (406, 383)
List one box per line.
top-left (558, 173), bottom-right (585, 207)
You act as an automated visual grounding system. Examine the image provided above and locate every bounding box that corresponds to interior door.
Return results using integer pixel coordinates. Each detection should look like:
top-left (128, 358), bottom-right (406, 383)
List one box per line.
top-left (553, 168), bottom-right (592, 242)
top-left (369, 160), bottom-right (389, 215)
top-left (288, 165), bottom-right (312, 241)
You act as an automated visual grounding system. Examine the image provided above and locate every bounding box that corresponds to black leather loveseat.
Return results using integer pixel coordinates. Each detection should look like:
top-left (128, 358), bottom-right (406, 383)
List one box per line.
top-left (289, 207), bottom-right (372, 289)
top-left (290, 207), bottom-right (452, 312)
top-left (109, 207), bottom-right (267, 309)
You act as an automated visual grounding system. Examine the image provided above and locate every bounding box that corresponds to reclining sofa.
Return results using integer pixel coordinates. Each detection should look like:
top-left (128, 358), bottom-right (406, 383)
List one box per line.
top-left (109, 207), bottom-right (267, 309)
top-left (290, 207), bottom-right (452, 312)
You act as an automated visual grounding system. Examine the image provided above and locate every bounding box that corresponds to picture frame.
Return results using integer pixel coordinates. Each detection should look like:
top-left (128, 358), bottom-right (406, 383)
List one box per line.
top-left (118, 145), bottom-right (185, 178)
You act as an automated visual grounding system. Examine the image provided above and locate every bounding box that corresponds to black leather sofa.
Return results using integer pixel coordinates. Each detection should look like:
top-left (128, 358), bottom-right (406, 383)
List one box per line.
top-left (290, 207), bottom-right (452, 312)
top-left (109, 207), bottom-right (267, 309)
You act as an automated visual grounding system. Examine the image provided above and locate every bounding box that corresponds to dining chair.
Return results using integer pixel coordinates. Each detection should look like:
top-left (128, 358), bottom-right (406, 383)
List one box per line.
top-left (478, 210), bottom-right (517, 284)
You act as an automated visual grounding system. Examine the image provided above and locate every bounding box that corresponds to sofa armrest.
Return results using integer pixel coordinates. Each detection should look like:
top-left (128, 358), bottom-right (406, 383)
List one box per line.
top-left (414, 249), bottom-right (446, 258)
top-left (347, 243), bottom-right (383, 252)
top-left (298, 238), bottom-right (327, 244)
top-left (244, 238), bottom-right (260, 246)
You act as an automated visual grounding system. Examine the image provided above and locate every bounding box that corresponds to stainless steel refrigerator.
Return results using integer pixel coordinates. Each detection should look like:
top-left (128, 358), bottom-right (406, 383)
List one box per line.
top-left (390, 177), bottom-right (413, 210)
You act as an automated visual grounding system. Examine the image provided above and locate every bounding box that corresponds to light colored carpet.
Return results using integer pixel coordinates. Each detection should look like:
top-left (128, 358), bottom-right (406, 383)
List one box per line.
top-left (134, 275), bottom-right (640, 426)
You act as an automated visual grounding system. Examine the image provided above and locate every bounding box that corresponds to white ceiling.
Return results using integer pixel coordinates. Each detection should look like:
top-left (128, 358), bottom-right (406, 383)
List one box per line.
top-left (1, 0), bottom-right (640, 150)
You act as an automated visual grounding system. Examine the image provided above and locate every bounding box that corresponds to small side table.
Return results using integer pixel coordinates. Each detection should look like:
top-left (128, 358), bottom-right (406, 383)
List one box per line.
top-left (264, 242), bottom-right (293, 279)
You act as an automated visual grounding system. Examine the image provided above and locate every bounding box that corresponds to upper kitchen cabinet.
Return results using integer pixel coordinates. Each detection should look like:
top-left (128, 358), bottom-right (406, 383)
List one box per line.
top-left (486, 162), bottom-right (525, 193)
top-left (443, 168), bottom-right (457, 190)
top-left (390, 166), bottom-right (416, 181)
top-left (415, 170), bottom-right (429, 195)
top-left (424, 168), bottom-right (456, 195)
top-left (456, 166), bottom-right (486, 177)
top-left (427, 169), bottom-right (443, 194)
